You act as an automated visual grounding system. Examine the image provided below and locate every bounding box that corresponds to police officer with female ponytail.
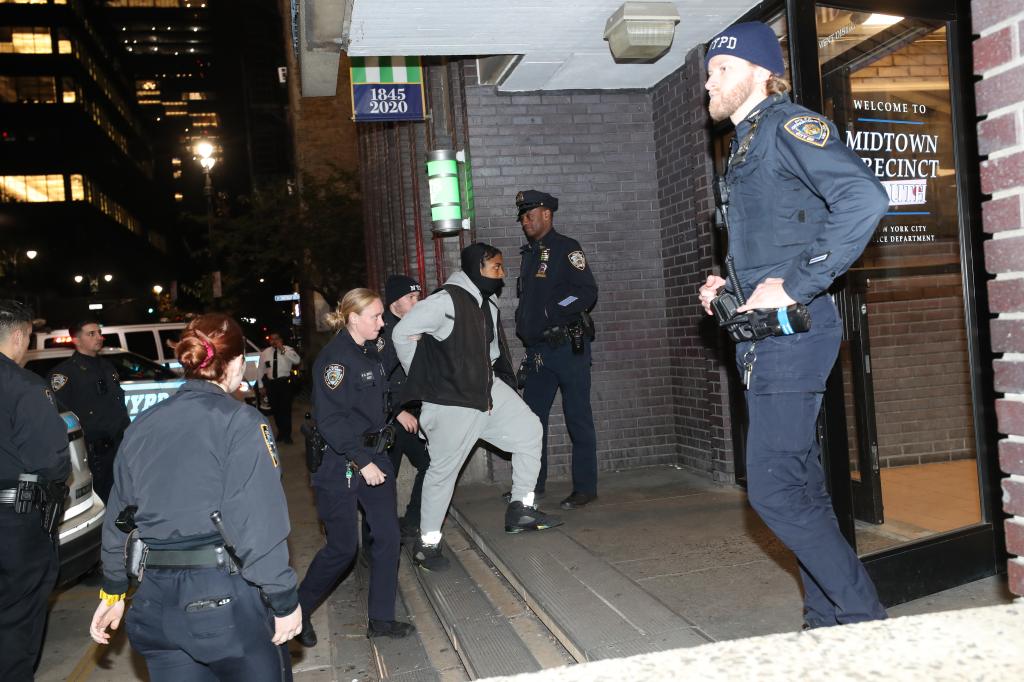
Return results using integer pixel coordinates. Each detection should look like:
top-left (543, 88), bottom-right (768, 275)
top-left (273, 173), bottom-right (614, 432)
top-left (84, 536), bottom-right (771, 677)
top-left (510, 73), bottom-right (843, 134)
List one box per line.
top-left (90, 313), bottom-right (302, 680)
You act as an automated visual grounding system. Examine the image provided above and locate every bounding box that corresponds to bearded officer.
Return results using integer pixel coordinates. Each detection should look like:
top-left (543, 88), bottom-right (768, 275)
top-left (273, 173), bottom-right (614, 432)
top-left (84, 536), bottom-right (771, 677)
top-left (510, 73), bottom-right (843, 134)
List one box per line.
top-left (514, 190), bottom-right (599, 510)
top-left (698, 21), bottom-right (888, 628)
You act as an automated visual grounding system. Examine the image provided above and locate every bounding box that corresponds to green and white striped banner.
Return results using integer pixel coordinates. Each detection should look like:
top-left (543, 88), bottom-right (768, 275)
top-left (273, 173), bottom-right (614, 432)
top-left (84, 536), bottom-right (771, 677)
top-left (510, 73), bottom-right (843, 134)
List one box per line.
top-left (350, 56), bottom-right (423, 84)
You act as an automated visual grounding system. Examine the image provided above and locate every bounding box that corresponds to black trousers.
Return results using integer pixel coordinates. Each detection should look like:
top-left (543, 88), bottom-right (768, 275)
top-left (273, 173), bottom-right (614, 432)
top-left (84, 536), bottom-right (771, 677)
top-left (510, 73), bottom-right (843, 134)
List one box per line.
top-left (265, 378), bottom-right (294, 441)
top-left (299, 460), bottom-right (399, 622)
top-left (0, 507), bottom-right (58, 681)
top-left (87, 437), bottom-right (118, 504)
top-left (126, 566), bottom-right (292, 682)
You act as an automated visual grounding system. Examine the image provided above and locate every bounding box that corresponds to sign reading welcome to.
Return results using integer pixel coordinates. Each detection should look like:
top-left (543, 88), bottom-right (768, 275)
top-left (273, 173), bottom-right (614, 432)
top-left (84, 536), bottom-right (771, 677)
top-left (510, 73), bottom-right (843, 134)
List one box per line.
top-left (350, 56), bottom-right (425, 122)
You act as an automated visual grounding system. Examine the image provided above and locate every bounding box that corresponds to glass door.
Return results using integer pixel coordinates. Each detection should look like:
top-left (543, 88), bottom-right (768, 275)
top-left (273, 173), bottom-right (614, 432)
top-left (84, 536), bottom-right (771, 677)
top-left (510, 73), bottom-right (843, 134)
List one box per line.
top-left (810, 3), bottom-right (998, 603)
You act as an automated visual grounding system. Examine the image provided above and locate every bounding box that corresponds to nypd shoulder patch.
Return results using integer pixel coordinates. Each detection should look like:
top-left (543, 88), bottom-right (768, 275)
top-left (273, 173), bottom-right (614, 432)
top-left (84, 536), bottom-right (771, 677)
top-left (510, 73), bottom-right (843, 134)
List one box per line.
top-left (260, 423), bottom-right (279, 468)
top-left (324, 363), bottom-right (345, 390)
top-left (568, 250), bottom-right (587, 271)
top-left (376, 336), bottom-right (386, 353)
top-left (51, 373), bottom-right (68, 391)
top-left (784, 115), bottom-right (830, 147)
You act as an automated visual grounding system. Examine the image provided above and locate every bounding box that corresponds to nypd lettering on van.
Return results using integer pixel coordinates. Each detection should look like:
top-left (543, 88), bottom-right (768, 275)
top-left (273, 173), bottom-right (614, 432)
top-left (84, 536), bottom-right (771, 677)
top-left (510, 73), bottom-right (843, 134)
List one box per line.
top-left (122, 380), bottom-right (186, 420)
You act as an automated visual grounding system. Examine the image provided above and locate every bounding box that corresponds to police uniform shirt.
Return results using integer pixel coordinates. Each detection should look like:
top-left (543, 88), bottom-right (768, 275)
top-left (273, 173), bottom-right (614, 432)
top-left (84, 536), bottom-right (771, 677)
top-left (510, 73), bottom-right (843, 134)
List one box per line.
top-left (311, 328), bottom-right (389, 487)
top-left (99, 380), bottom-right (298, 614)
top-left (516, 229), bottom-right (599, 347)
top-left (724, 93), bottom-right (889, 302)
top-left (259, 344), bottom-right (300, 381)
top-left (0, 352), bottom-right (70, 484)
top-left (48, 351), bottom-right (130, 442)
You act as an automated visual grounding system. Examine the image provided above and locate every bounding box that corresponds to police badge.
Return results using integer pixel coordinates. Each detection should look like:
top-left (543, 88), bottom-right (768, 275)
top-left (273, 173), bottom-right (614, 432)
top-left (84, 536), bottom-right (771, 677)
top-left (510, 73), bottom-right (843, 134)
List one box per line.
top-left (568, 250), bottom-right (587, 271)
top-left (323, 363), bottom-right (345, 390)
top-left (50, 373), bottom-right (68, 391)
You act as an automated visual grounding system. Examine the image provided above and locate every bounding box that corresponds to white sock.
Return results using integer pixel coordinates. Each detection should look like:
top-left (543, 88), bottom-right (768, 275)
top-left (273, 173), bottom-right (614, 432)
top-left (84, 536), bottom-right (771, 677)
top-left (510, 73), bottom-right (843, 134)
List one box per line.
top-left (421, 530), bottom-right (443, 545)
top-left (521, 492), bottom-right (535, 507)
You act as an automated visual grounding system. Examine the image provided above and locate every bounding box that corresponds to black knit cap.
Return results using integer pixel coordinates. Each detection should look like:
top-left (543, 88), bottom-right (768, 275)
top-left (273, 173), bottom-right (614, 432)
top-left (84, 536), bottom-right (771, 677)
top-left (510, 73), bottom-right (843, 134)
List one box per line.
top-left (384, 275), bottom-right (421, 307)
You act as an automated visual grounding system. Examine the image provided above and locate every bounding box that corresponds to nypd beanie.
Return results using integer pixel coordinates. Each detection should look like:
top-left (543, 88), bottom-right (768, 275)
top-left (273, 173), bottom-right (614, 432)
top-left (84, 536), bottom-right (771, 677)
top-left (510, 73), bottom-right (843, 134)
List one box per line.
top-left (705, 21), bottom-right (785, 76)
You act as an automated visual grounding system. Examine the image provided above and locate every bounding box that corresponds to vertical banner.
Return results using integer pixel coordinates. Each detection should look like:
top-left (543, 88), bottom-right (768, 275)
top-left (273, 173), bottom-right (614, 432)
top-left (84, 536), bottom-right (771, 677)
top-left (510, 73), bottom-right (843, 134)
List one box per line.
top-left (350, 56), bottom-right (426, 122)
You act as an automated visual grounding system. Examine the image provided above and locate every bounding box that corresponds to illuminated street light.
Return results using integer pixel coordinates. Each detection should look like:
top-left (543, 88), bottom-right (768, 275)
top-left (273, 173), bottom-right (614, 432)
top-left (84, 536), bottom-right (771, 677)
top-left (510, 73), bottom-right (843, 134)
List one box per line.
top-left (103, 274), bottom-right (114, 282)
top-left (153, 284), bottom-right (164, 295)
top-left (195, 139), bottom-right (220, 299)
top-left (25, 250), bottom-right (38, 260)
top-left (74, 275), bottom-right (84, 284)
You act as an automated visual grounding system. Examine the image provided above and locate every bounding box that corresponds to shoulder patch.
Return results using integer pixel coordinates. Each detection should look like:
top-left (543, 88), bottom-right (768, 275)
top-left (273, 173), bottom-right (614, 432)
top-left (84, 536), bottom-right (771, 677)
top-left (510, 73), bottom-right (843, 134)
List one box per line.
top-left (323, 363), bottom-right (345, 390)
top-left (260, 423), bottom-right (279, 468)
top-left (376, 336), bottom-right (386, 353)
top-left (568, 250), bottom-right (587, 271)
top-left (51, 373), bottom-right (68, 391)
top-left (784, 115), bottom-right (830, 147)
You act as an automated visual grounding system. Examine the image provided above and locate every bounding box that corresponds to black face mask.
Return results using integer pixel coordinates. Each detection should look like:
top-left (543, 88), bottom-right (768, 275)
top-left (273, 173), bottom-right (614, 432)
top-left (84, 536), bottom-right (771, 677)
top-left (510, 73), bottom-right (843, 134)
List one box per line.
top-left (475, 275), bottom-right (504, 298)
top-left (461, 242), bottom-right (504, 299)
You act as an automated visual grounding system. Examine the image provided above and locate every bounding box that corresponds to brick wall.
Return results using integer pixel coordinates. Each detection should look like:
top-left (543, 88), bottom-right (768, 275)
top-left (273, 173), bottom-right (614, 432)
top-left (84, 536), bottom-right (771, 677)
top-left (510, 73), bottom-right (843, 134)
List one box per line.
top-left (973, 0), bottom-right (1024, 597)
top-left (465, 79), bottom-right (681, 481)
top-left (650, 46), bottom-right (735, 481)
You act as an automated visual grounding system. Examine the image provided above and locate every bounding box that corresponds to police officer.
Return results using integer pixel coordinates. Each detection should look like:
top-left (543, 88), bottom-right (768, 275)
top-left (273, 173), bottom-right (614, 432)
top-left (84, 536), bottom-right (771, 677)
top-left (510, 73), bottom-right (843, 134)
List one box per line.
top-left (48, 318), bottom-right (130, 503)
top-left (0, 300), bottom-right (70, 680)
top-left (90, 313), bottom-right (302, 679)
top-left (296, 289), bottom-right (413, 646)
top-left (698, 21), bottom-right (888, 627)
top-left (515, 190), bottom-right (600, 510)
top-left (379, 274), bottom-right (428, 539)
top-left (259, 332), bottom-right (301, 443)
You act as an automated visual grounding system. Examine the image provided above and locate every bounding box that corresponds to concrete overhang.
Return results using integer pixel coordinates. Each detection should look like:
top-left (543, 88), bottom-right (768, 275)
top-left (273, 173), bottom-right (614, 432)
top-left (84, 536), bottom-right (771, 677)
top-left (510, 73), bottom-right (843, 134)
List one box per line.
top-left (298, 1), bottom-right (759, 94)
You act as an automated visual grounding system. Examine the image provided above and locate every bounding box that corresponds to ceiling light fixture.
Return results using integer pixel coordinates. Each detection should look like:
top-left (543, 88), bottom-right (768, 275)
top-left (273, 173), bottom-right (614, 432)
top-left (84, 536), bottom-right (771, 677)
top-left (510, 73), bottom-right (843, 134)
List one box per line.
top-left (604, 2), bottom-right (681, 61)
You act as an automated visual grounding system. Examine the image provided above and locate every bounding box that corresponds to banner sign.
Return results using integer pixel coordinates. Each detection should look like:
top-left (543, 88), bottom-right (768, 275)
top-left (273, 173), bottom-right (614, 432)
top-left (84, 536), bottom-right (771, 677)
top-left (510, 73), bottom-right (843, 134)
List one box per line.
top-left (350, 56), bottom-right (425, 122)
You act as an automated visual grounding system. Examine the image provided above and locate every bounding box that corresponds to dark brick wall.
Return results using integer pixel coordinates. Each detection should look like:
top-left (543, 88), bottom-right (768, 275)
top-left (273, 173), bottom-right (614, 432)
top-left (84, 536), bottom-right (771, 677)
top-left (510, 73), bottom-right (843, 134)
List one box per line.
top-left (465, 82), bottom-right (680, 481)
top-left (650, 46), bottom-right (736, 482)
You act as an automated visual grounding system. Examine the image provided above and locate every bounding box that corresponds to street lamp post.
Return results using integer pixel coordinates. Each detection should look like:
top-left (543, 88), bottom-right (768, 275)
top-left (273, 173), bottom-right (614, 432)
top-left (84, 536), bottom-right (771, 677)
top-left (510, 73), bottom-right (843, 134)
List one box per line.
top-left (194, 140), bottom-right (220, 300)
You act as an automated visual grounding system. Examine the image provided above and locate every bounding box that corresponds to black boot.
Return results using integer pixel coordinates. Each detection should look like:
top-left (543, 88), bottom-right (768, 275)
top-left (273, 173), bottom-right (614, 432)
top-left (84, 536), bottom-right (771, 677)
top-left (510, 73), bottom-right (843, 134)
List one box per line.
top-left (505, 501), bottom-right (563, 533)
top-left (412, 538), bottom-right (450, 571)
top-left (367, 619), bottom-right (416, 639)
top-left (296, 610), bottom-right (317, 647)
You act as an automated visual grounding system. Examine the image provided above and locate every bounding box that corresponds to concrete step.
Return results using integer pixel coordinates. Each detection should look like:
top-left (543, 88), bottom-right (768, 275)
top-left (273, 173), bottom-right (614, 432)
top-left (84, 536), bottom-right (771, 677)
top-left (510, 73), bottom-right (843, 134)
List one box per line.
top-left (449, 486), bottom-right (713, 662)
top-left (402, 523), bottom-right (573, 679)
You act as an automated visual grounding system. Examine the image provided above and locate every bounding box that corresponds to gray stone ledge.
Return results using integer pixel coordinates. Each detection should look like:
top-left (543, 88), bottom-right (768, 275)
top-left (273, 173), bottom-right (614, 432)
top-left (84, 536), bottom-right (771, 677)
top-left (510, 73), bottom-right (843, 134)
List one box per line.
top-left (480, 602), bottom-right (1024, 681)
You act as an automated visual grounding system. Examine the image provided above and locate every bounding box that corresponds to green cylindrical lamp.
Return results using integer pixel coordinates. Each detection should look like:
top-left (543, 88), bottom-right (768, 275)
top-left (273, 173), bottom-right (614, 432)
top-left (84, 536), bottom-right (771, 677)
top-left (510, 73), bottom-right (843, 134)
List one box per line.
top-left (426, 150), bottom-right (463, 235)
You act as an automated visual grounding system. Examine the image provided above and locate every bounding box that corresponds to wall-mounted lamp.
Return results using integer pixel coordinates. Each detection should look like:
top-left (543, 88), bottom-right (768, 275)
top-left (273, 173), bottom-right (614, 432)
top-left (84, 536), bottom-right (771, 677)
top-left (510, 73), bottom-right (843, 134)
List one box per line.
top-left (426, 150), bottom-right (470, 236)
top-left (604, 2), bottom-right (681, 61)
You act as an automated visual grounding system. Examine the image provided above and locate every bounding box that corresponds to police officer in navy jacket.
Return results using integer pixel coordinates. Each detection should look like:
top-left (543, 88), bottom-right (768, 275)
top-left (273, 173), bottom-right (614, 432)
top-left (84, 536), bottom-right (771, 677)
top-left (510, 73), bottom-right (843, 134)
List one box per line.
top-left (90, 313), bottom-right (302, 680)
top-left (515, 190), bottom-right (600, 510)
top-left (0, 300), bottom-right (70, 680)
top-left (295, 288), bottom-right (413, 646)
top-left (698, 22), bottom-right (888, 628)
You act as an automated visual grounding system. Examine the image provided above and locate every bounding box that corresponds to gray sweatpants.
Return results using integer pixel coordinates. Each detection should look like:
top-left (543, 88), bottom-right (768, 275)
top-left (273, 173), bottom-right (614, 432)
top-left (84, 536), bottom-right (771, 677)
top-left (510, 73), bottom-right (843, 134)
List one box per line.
top-left (418, 380), bottom-right (543, 536)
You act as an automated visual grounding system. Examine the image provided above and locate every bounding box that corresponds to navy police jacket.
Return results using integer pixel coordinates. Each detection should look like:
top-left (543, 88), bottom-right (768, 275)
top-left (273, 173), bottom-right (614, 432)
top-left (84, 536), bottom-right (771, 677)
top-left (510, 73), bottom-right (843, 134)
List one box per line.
top-left (516, 229), bottom-right (598, 347)
top-left (725, 93), bottom-right (888, 303)
top-left (311, 327), bottom-right (389, 486)
top-left (48, 352), bottom-right (130, 444)
top-left (0, 352), bottom-right (69, 484)
top-left (100, 380), bottom-right (298, 615)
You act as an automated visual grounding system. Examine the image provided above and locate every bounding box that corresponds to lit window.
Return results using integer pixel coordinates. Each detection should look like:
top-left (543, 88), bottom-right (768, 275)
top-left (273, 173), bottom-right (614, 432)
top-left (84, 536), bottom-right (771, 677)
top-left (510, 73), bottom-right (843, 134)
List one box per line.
top-left (58, 39), bottom-right (72, 54)
top-left (0, 175), bottom-right (65, 202)
top-left (0, 27), bottom-right (52, 54)
top-left (69, 174), bottom-right (84, 201)
top-left (173, 192), bottom-right (183, 201)
top-left (0, 75), bottom-right (56, 103)
top-left (62, 90), bottom-right (76, 103)
top-left (172, 169), bottom-right (182, 179)
top-left (171, 157), bottom-right (181, 166)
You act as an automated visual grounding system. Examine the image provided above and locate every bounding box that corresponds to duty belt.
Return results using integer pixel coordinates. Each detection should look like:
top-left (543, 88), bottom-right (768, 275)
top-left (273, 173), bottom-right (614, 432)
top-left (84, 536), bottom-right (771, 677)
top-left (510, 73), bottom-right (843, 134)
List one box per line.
top-left (143, 544), bottom-right (237, 571)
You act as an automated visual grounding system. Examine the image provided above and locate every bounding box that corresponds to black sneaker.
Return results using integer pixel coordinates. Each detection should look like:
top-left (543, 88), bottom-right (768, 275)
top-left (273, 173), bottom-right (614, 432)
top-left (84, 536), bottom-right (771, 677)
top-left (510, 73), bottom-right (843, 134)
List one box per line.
top-left (296, 610), bottom-right (317, 647)
top-left (367, 619), bottom-right (416, 639)
top-left (501, 490), bottom-right (545, 504)
top-left (399, 518), bottom-right (421, 544)
top-left (412, 539), bottom-right (450, 571)
top-left (504, 501), bottom-right (563, 533)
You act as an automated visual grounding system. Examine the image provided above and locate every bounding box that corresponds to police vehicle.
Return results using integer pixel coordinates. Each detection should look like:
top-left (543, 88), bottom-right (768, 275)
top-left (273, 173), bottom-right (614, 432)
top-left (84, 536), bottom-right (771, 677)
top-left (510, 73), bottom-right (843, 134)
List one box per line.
top-left (55, 411), bottom-right (106, 584)
top-left (32, 322), bottom-right (265, 399)
top-left (24, 347), bottom-right (186, 422)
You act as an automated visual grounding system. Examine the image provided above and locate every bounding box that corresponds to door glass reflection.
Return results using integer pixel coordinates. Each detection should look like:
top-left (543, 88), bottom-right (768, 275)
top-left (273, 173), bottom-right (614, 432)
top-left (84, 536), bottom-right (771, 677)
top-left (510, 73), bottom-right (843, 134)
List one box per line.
top-left (816, 6), bottom-right (981, 554)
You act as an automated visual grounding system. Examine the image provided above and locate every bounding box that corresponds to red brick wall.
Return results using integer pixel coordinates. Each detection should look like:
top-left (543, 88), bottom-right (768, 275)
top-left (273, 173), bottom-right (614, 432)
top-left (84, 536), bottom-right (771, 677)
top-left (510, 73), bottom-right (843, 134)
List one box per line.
top-left (973, 0), bottom-right (1024, 597)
